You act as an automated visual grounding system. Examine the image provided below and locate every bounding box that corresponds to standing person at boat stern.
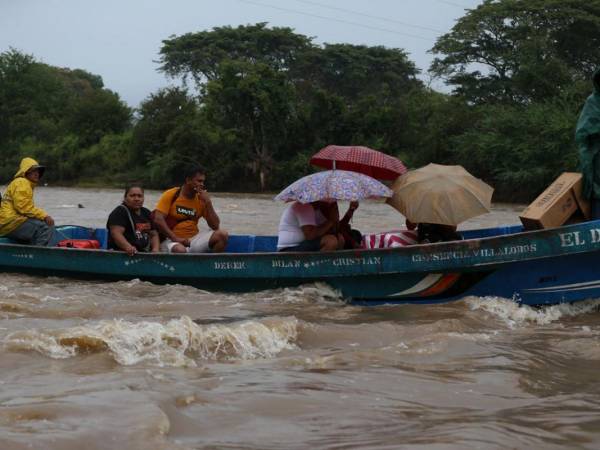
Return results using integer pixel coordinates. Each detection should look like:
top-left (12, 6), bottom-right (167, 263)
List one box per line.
top-left (0, 157), bottom-right (56, 246)
top-left (152, 166), bottom-right (228, 253)
top-left (576, 66), bottom-right (600, 218)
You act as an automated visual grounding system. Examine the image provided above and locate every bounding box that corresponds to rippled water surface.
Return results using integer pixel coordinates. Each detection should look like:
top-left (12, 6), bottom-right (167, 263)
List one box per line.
top-left (1, 187), bottom-right (600, 450)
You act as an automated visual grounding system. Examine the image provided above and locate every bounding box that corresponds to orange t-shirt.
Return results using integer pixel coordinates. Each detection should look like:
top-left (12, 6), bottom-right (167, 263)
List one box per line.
top-left (155, 187), bottom-right (205, 239)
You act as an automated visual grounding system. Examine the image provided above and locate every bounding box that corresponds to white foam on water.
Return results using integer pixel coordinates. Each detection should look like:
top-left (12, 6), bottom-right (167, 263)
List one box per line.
top-left (3, 315), bottom-right (299, 367)
top-left (262, 282), bottom-right (343, 304)
top-left (5, 332), bottom-right (77, 359)
top-left (123, 278), bottom-right (143, 288)
top-left (465, 296), bottom-right (600, 327)
top-left (445, 332), bottom-right (493, 341)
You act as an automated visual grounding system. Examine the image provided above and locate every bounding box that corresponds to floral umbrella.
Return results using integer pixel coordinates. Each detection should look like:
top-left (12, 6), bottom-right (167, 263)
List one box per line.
top-left (275, 170), bottom-right (393, 203)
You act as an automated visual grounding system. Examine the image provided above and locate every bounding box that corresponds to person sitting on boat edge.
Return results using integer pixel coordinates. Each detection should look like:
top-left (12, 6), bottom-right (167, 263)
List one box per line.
top-left (106, 184), bottom-right (160, 256)
top-left (0, 157), bottom-right (56, 246)
top-left (277, 200), bottom-right (346, 252)
top-left (152, 166), bottom-right (228, 253)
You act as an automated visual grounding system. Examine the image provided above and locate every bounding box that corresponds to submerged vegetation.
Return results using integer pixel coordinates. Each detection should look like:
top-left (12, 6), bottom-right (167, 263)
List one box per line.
top-left (1, 0), bottom-right (599, 201)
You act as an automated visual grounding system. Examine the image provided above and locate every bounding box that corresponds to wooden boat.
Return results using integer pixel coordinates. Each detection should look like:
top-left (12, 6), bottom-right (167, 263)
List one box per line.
top-left (1, 221), bottom-right (600, 306)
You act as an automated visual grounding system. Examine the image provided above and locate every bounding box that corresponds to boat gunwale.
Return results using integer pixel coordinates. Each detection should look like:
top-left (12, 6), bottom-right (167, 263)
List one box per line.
top-left (0, 220), bottom-right (598, 268)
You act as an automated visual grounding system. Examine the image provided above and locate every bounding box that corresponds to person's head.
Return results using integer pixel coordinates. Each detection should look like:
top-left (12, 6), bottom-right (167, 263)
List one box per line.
top-left (123, 184), bottom-right (144, 211)
top-left (18, 158), bottom-right (45, 183)
top-left (24, 167), bottom-right (44, 183)
top-left (183, 166), bottom-right (206, 193)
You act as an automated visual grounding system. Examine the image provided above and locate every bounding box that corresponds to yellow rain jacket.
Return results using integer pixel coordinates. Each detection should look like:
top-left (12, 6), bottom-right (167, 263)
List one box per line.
top-left (0, 157), bottom-right (48, 236)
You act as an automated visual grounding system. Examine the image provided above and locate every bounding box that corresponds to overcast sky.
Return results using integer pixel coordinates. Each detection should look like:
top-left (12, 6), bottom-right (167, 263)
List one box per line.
top-left (1, 0), bottom-right (482, 107)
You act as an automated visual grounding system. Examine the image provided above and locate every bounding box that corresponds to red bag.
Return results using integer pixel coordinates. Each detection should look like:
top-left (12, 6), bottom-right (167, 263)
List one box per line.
top-left (57, 239), bottom-right (101, 249)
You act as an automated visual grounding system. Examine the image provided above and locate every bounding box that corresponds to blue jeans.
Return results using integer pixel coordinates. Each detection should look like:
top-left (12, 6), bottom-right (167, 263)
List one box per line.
top-left (6, 219), bottom-right (57, 246)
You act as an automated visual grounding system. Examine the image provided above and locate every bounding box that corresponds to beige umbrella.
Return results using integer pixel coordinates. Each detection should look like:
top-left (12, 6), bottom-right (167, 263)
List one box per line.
top-left (387, 163), bottom-right (494, 226)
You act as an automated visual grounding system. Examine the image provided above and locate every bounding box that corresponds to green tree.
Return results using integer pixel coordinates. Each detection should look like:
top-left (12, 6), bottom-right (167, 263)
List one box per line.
top-left (401, 89), bottom-right (475, 168)
top-left (295, 43), bottom-right (421, 102)
top-left (202, 60), bottom-right (297, 190)
top-left (64, 89), bottom-right (131, 147)
top-left (132, 87), bottom-right (198, 168)
top-left (430, 0), bottom-right (600, 104)
top-left (450, 92), bottom-right (581, 201)
top-left (157, 24), bottom-right (424, 189)
top-left (0, 49), bottom-right (132, 184)
top-left (78, 131), bottom-right (135, 184)
top-left (159, 23), bottom-right (313, 86)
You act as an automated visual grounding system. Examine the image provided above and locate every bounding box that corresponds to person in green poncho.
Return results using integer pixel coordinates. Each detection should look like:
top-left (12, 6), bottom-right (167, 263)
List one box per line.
top-left (576, 67), bottom-right (600, 218)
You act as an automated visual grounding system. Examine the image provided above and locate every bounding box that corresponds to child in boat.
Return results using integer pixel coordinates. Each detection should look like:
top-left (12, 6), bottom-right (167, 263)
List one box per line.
top-left (106, 185), bottom-right (160, 256)
top-left (0, 157), bottom-right (56, 246)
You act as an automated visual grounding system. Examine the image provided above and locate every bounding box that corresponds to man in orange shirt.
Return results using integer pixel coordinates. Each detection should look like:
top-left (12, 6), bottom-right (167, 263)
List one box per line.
top-left (153, 166), bottom-right (228, 253)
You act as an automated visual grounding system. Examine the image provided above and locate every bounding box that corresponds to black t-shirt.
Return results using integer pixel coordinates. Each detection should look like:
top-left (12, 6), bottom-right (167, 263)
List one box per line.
top-left (106, 205), bottom-right (154, 251)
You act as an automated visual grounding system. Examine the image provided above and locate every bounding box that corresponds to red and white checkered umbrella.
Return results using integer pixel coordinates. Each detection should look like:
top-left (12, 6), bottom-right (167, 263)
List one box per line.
top-left (310, 145), bottom-right (407, 180)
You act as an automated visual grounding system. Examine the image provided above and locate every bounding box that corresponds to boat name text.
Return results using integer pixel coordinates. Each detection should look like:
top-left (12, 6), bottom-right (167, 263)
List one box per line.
top-left (214, 261), bottom-right (246, 270)
top-left (332, 256), bottom-right (381, 267)
top-left (559, 228), bottom-right (600, 248)
top-left (271, 256), bottom-right (381, 269)
top-left (412, 243), bottom-right (537, 263)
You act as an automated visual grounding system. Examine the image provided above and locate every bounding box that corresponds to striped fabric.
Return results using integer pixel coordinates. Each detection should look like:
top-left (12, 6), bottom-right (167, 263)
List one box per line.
top-left (362, 230), bottom-right (418, 249)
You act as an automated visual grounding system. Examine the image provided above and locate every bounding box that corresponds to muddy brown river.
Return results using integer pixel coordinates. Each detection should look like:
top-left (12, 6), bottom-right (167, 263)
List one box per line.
top-left (1, 187), bottom-right (599, 449)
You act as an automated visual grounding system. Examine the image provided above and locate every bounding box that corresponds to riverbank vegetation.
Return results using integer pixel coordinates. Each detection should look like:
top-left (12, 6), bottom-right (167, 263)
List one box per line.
top-left (1, 0), bottom-right (599, 201)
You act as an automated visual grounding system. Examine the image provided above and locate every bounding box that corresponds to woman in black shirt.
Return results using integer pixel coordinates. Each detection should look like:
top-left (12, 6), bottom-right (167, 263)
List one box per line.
top-left (106, 185), bottom-right (160, 255)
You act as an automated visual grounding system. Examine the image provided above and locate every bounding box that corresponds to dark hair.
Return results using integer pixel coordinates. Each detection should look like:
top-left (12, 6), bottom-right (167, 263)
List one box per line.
top-left (183, 165), bottom-right (206, 182)
top-left (124, 184), bottom-right (144, 196)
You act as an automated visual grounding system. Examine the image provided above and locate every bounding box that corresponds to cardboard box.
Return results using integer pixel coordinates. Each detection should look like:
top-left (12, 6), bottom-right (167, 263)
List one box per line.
top-left (520, 172), bottom-right (590, 230)
top-left (570, 174), bottom-right (592, 220)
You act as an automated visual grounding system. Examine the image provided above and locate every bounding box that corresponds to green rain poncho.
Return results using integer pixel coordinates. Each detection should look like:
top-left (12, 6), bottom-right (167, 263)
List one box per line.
top-left (576, 67), bottom-right (600, 199)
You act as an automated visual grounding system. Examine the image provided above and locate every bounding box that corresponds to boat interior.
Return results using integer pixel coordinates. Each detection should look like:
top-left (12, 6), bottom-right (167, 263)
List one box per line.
top-left (0, 224), bottom-right (525, 253)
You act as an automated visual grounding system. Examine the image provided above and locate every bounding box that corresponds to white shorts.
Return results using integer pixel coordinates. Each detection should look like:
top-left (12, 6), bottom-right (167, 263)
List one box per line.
top-left (160, 230), bottom-right (213, 253)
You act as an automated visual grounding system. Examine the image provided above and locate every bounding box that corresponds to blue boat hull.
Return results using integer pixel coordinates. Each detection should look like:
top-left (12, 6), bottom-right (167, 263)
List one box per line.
top-left (1, 221), bottom-right (600, 306)
top-left (346, 251), bottom-right (600, 305)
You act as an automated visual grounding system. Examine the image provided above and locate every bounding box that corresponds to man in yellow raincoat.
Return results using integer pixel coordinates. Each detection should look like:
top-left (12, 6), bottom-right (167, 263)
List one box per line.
top-left (0, 157), bottom-right (56, 246)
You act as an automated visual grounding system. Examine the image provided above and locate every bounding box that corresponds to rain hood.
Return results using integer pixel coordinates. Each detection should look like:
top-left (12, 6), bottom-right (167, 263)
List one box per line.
top-left (14, 157), bottom-right (45, 180)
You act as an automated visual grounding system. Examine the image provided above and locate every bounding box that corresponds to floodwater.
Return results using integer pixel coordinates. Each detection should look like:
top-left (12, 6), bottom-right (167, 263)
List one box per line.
top-left (1, 187), bottom-right (600, 450)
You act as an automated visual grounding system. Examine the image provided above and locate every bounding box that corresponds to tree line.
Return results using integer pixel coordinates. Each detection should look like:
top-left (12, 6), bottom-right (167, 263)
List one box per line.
top-left (1, 0), bottom-right (599, 201)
